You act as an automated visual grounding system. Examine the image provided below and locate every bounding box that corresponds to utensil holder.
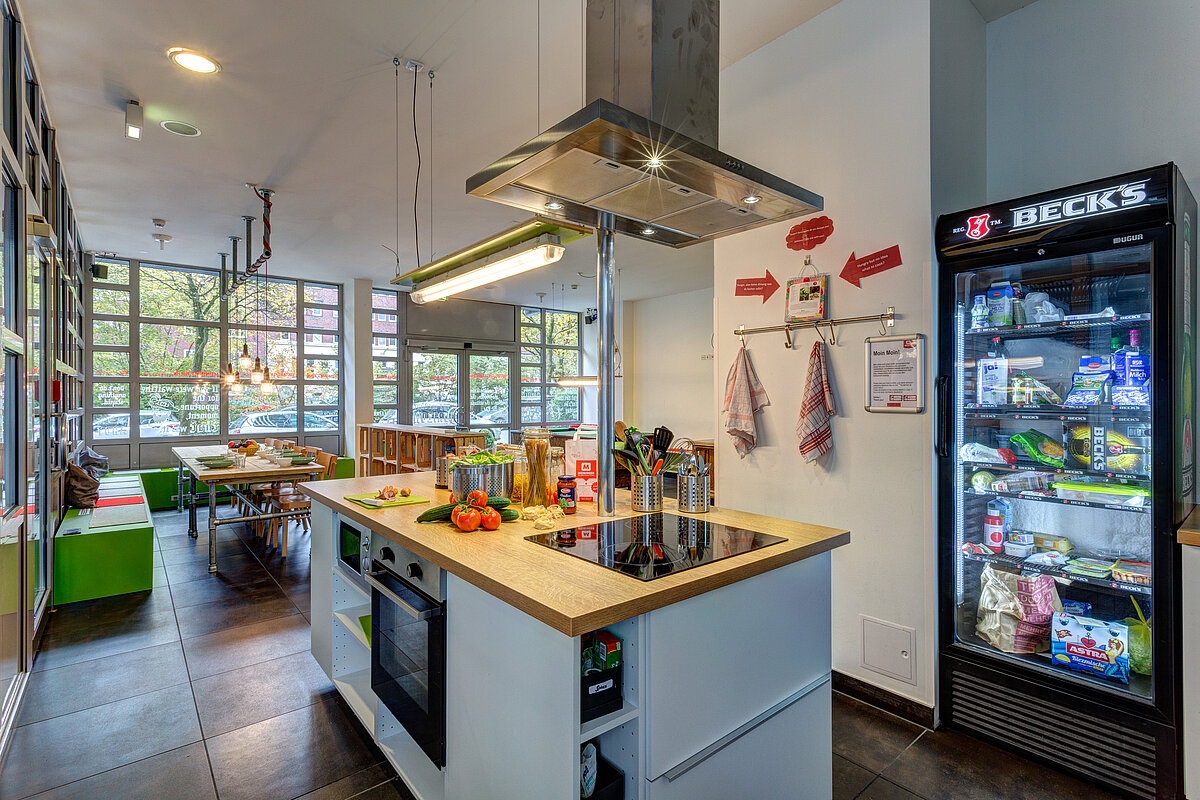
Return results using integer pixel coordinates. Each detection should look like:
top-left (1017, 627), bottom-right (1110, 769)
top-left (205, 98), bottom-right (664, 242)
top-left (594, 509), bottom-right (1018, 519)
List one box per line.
top-left (451, 462), bottom-right (514, 502)
top-left (678, 474), bottom-right (710, 513)
top-left (435, 457), bottom-right (451, 489)
top-left (631, 474), bottom-right (663, 512)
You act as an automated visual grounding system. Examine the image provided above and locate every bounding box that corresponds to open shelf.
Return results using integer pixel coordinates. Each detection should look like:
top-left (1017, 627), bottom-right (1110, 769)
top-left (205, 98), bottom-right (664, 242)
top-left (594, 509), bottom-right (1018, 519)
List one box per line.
top-left (333, 603), bottom-right (372, 650)
top-left (580, 699), bottom-right (639, 741)
top-left (962, 550), bottom-right (1151, 596)
top-left (377, 731), bottom-right (445, 800)
top-left (333, 668), bottom-right (376, 731)
top-left (967, 487), bottom-right (1151, 515)
top-left (961, 460), bottom-right (1149, 485)
top-left (964, 312), bottom-right (1151, 339)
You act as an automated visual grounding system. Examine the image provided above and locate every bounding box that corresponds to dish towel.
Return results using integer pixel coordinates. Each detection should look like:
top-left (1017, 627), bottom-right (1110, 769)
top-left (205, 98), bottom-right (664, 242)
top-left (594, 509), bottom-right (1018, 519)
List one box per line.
top-left (723, 346), bottom-right (770, 458)
top-left (796, 341), bottom-right (837, 463)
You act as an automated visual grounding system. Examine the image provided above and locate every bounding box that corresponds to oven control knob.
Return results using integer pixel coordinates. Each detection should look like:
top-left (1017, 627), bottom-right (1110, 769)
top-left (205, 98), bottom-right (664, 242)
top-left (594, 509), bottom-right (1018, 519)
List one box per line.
top-left (378, 546), bottom-right (395, 563)
top-left (406, 562), bottom-right (422, 580)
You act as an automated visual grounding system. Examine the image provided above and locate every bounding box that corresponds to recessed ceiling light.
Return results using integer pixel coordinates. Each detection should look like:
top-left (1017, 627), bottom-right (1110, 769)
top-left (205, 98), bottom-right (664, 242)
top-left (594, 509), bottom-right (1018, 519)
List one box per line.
top-left (167, 47), bottom-right (221, 74)
top-left (641, 227), bottom-right (656, 236)
top-left (742, 194), bottom-right (761, 204)
top-left (645, 157), bottom-right (664, 169)
top-left (161, 120), bottom-right (201, 137)
top-left (545, 201), bottom-right (564, 211)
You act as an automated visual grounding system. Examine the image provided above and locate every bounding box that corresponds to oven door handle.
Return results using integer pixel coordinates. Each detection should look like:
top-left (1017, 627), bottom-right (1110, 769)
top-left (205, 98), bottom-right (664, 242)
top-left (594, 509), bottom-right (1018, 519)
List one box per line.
top-left (367, 570), bottom-right (442, 621)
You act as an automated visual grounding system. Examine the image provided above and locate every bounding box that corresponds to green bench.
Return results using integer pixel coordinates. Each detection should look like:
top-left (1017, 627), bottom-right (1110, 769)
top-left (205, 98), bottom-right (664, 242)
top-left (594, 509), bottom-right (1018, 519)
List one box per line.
top-left (53, 478), bottom-right (154, 605)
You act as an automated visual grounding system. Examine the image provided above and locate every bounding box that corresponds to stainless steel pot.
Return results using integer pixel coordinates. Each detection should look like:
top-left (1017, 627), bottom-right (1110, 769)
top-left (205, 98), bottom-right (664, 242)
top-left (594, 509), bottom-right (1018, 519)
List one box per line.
top-left (450, 462), bottom-right (514, 502)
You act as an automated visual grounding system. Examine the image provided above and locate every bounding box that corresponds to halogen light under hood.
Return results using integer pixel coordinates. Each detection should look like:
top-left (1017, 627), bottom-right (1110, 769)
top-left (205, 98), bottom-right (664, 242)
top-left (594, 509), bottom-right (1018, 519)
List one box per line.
top-left (466, 99), bottom-right (822, 248)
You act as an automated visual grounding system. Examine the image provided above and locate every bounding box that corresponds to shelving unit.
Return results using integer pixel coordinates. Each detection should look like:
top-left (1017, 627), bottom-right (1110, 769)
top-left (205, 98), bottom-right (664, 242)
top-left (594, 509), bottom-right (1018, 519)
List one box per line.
top-left (962, 550), bottom-right (1151, 595)
top-left (355, 423), bottom-right (486, 477)
top-left (577, 615), bottom-right (643, 799)
top-left (968, 487), bottom-right (1151, 514)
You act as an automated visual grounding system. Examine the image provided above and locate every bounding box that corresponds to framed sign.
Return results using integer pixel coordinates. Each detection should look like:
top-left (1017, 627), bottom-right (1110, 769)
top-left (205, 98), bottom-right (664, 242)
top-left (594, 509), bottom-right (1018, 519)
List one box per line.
top-left (865, 334), bottom-right (924, 413)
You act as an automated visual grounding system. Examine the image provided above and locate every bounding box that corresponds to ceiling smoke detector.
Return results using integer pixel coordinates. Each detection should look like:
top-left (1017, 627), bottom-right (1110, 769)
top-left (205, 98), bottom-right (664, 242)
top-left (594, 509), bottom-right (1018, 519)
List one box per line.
top-left (152, 218), bottom-right (167, 229)
top-left (152, 233), bottom-right (173, 250)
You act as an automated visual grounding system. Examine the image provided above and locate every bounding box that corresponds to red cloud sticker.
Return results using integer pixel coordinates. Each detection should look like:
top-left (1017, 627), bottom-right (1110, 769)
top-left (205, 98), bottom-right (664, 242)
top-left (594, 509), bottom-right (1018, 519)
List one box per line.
top-left (786, 216), bottom-right (834, 251)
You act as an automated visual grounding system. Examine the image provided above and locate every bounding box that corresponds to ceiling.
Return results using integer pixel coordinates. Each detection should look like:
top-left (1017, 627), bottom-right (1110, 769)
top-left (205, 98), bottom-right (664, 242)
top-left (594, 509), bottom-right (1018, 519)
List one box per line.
top-left (23, 0), bottom-right (1035, 311)
top-left (968, 0), bottom-right (1040, 22)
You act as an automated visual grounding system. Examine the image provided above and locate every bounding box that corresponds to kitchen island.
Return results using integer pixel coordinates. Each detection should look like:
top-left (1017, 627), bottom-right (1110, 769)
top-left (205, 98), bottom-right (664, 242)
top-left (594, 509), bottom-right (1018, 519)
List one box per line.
top-left (302, 472), bottom-right (849, 800)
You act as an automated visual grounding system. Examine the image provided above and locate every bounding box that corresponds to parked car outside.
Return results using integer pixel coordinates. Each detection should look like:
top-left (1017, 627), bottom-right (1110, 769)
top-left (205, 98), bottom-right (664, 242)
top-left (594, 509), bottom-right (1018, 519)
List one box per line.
top-left (229, 409), bottom-right (339, 435)
top-left (92, 411), bottom-right (181, 439)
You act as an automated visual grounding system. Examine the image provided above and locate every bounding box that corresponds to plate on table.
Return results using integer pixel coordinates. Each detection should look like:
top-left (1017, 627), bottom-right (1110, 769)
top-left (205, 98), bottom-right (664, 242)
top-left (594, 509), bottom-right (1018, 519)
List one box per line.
top-left (200, 459), bottom-right (234, 469)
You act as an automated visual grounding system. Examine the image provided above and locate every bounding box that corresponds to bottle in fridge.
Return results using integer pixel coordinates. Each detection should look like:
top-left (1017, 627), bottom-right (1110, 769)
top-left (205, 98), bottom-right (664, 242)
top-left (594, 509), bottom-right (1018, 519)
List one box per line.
top-left (935, 163), bottom-right (1195, 800)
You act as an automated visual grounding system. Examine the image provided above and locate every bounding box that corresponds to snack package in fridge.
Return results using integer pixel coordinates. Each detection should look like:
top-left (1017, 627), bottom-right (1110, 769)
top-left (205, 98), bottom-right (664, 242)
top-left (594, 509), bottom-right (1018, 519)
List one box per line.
top-left (1050, 613), bottom-right (1130, 683)
top-left (977, 357), bottom-right (1010, 405)
top-left (991, 470), bottom-right (1055, 493)
top-left (975, 566), bottom-right (1061, 654)
top-left (1064, 371), bottom-right (1114, 405)
top-left (1067, 423), bottom-right (1147, 474)
top-left (1009, 429), bottom-right (1065, 468)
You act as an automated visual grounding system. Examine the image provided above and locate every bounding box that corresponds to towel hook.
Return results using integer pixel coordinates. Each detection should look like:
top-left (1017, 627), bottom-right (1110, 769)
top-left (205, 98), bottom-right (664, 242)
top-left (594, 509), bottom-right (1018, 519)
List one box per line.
top-left (825, 321), bottom-right (837, 347)
top-left (878, 314), bottom-right (888, 337)
top-left (783, 326), bottom-right (794, 349)
top-left (736, 325), bottom-right (747, 349)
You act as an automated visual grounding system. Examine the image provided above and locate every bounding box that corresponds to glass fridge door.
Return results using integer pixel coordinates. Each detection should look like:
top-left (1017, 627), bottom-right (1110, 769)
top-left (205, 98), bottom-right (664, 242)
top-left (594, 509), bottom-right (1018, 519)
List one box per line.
top-left (951, 242), bottom-right (1155, 700)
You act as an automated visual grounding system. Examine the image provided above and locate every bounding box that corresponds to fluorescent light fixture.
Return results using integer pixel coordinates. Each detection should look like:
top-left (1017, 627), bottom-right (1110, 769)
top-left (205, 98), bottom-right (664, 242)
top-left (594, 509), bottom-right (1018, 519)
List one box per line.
top-left (410, 234), bottom-right (564, 304)
top-left (556, 376), bottom-right (598, 387)
top-left (125, 101), bottom-right (143, 140)
top-left (167, 47), bottom-right (221, 74)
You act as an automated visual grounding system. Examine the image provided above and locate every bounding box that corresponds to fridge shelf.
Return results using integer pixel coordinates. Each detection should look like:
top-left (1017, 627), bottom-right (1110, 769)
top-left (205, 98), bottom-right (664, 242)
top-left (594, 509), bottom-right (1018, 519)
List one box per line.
top-left (961, 461), bottom-right (1150, 485)
top-left (967, 488), bottom-right (1151, 515)
top-left (962, 551), bottom-right (1151, 596)
top-left (964, 404), bottom-right (1150, 421)
top-left (964, 313), bottom-right (1151, 339)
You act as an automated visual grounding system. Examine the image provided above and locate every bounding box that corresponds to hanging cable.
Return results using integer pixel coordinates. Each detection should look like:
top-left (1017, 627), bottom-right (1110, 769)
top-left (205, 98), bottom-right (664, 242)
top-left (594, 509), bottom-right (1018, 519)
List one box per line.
top-left (412, 64), bottom-right (421, 267)
top-left (428, 68), bottom-right (435, 260)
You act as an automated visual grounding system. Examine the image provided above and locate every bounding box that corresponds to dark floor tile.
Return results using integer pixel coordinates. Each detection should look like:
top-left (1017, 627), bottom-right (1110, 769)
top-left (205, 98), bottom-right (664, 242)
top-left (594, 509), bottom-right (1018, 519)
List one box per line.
top-left (834, 753), bottom-right (876, 800)
top-left (0, 683), bottom-right (202, 798)
top-left (192, 650), bottom-right (336, 737)
top-left (206, 696), bottom-right (380, 800)
top-left (158, 538), bottom-right (248, 566)
top-left (346, 779), bottom-right (415, 800)
top-left (293, 763), bottom-right (402, 800)
top-left (49, 589), bottom-right (174, 628)
top-left (152, 566), bottom-right (168, 587)
top-left (175, 591), bottom-right (300, 639)
top-left (881, 728), bottom-right (1124, 800)
top-left (22, 742), bottom-right (216, 800)
top-left (183, 613), bottom-right (312, 680)
top-left (833, 693), bottom-right (924, 773)
top-left (33, 608), bottom-right (180, 673)
top-left (286, 585), bottom-right (311, 614)
top-left (858, 778), bottom-right (924, 800)
top-left (168, 571), bottom-right (285, 610)
top-left (19, 641), bottom-right (189, 726)
top-left (164, 551), bottom-right (265, 585)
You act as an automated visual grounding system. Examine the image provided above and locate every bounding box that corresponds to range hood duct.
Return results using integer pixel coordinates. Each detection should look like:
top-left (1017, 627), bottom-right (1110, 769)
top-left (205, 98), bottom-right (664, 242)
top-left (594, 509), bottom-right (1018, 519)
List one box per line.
top-left (467, 0), bottom-right (822, 248)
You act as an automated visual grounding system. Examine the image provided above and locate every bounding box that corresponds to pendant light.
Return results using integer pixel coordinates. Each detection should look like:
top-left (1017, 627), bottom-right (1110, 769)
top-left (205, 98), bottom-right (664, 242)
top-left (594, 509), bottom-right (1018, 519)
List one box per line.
top-left (238, 343), bottom-right (252, 371)
top-left (261, 365), bottom-right (276, 395)
top-left (250, 356), bottom-right (263, 384)
top-left (229, 380), bottom-right (244, 395)
top-left (223, 361), bottom-right (236, 386)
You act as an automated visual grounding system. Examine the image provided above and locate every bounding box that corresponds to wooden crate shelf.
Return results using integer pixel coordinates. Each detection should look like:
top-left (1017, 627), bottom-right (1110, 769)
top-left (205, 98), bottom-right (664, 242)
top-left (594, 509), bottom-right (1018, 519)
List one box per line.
top-left (354, 424), bottom-right (487, 478)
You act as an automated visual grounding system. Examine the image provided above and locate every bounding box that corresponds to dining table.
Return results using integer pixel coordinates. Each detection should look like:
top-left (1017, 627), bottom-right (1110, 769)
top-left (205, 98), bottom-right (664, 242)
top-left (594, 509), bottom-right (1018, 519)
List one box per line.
top-left (172, 444), bottom-right (327, 573)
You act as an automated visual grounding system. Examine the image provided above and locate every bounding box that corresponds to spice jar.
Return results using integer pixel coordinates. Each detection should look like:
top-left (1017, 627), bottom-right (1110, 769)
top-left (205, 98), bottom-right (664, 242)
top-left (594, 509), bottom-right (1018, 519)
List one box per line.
top-left (557, 475), bottom-right (577, 514)
top-left (523, 427), bottom-right (551, 509)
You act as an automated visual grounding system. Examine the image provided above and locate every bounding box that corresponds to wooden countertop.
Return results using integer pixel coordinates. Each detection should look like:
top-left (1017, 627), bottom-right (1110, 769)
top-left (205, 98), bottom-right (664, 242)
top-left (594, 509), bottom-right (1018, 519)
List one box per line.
top-left (300, 472), bottom-right (849, 637)
top-left (1180, 507), bottom-right (1200, 547)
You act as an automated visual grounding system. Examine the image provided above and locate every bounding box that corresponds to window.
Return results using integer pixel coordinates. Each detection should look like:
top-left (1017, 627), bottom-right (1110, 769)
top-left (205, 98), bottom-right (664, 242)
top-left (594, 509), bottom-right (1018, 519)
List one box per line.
top-left (85, 261), bottom-right (343, 442)
top-left (371, 289), bottom-right (401, 422)
top-left (519, 307), bottom-right (583, 424)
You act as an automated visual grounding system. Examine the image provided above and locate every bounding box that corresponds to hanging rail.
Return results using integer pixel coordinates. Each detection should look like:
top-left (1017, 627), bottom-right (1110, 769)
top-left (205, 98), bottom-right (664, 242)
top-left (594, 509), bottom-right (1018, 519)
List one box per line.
top-left (734, 306), bottom-right (896, 348)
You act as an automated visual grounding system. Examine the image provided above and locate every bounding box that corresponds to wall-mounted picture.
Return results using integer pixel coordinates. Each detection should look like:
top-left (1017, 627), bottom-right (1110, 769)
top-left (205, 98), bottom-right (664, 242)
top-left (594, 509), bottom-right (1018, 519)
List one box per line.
top-left (785, 274), bottom-right (827, 323)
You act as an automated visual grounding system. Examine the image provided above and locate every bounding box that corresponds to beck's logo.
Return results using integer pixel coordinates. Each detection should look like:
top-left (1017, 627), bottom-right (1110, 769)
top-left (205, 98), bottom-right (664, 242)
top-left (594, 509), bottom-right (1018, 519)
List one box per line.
top-left (1011, 180), bottom-right (1151, 231)
top-left (965, 213), bottom-right (991, 240)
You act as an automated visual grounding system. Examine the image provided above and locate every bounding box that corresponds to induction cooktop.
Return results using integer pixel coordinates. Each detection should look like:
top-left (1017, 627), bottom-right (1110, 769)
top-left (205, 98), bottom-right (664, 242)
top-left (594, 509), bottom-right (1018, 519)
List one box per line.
top-left (525, 513), bottom-right (787, 581)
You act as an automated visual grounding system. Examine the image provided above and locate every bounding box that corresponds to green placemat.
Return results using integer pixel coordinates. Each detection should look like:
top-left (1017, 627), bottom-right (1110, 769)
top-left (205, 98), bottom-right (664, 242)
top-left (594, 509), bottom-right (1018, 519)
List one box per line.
top-left (343, 493), bottom-right (431, 510)
top-left (359, 615), bottom-right (372, 646)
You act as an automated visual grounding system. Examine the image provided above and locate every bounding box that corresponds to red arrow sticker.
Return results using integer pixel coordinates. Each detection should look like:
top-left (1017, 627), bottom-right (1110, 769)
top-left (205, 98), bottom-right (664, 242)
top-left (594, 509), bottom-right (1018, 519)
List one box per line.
top-left (786, 216), bottom-right (834, 251)
top-left (734, 270), bottom-right (780, 303)
top-left (840, 245), bottom-right (902, 287)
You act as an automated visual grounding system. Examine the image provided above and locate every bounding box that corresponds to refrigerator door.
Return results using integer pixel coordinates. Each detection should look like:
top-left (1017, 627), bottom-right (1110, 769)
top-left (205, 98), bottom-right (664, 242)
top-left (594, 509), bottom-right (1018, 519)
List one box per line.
top-left (947, 238), bottom-right (1161, 704)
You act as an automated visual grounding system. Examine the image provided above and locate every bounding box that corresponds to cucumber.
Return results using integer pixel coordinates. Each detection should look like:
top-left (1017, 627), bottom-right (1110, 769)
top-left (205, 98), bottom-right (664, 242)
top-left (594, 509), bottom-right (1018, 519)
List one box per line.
top-left (416, 497), bottom-right (512, 523)
top-left (498, 508), bottom-right (520, 522)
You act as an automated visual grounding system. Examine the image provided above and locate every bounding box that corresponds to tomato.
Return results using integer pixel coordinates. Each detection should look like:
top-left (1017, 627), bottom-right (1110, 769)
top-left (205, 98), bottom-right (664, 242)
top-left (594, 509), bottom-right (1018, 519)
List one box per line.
top-left (456, 507), bottom-right (482, 532)
top-left (479, 507), bottom-right (501, 531)
top-left (450, 504), bottom-right (470, 524)
top-left (466, 490), bottom-right (489, 509)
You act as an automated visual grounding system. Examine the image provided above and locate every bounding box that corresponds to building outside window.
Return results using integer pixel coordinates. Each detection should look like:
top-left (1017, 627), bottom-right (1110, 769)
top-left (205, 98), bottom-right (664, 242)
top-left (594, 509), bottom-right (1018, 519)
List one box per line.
top-left (519, 307), bottom-right (582, 425)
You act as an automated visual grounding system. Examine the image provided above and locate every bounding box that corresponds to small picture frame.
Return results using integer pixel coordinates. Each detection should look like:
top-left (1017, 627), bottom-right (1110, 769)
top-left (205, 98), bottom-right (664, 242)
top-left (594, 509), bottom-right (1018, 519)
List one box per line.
top-left (865, 334), bottom-right (925, 413)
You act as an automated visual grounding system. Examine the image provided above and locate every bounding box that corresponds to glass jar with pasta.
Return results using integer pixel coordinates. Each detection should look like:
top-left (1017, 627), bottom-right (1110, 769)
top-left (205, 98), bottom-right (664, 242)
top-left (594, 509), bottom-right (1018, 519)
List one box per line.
top-left (523, 427), bottom-right (552, 509)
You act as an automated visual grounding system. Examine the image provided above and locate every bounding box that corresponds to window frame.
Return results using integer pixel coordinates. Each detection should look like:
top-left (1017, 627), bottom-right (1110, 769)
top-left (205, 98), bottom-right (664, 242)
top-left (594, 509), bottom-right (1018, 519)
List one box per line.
top-left (519, 306), bottom-right (583, 426)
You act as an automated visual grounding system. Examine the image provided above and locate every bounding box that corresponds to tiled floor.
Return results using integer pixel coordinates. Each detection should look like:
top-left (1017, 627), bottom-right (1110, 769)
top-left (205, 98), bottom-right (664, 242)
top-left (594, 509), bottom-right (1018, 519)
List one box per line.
top-left (831, 693), bottom-right (1125, 800)
top-left (1, 505), bottom-right (1132, 800)
top-left (0, 507), bottom-right (413, 800)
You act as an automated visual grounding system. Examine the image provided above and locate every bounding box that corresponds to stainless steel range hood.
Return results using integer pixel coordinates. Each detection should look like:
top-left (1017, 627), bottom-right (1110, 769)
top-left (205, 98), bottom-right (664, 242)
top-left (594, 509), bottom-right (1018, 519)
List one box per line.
top-left (466, 0), bottom-right (822, 248)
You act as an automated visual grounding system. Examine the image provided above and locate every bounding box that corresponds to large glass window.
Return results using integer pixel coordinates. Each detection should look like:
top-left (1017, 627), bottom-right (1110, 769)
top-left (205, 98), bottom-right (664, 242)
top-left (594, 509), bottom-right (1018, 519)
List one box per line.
top-left (85, 261), bottom-right (343, 442)
top-left (371, 289), bottom-right (401, 422)
top-left (519, 307), bottom-right (583, 424)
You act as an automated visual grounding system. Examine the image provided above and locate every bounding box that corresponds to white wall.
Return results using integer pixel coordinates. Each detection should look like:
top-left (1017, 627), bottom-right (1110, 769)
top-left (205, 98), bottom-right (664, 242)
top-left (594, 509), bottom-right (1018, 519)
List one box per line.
top-left (987, 0), bottom-right (1200, 200)
top-left (622, 287), bottom-right (716, 439)
top-left (716, 0), bottom-right (937, 707)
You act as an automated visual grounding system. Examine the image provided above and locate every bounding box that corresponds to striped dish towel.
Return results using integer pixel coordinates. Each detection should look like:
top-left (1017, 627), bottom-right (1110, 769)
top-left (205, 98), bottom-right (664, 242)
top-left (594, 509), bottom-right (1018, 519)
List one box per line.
top-left (723, 346), bottom-right (770, 458)
top-left (796, 341), bottom-right (836, 462)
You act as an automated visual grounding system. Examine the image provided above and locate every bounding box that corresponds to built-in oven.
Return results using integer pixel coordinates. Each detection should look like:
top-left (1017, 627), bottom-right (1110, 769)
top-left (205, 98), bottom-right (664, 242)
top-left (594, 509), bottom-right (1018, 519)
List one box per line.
top-left (338, 519), bottom-right (371, 581)
top-left (368, 543), bottom-right (446, 769)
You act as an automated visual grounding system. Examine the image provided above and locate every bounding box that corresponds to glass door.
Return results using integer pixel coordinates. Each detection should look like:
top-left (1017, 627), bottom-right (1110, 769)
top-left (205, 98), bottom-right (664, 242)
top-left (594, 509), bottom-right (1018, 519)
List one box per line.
top-left (467, 353), bottom-right (511, 445)
top-left (951, 241), bottom-right (1156, 700)
top-left (24, 243), bottom-right (44, 624)
top-left (410, 350), bottom-right (460, 428)
top-left (408, 348), bottom-right (514, 446)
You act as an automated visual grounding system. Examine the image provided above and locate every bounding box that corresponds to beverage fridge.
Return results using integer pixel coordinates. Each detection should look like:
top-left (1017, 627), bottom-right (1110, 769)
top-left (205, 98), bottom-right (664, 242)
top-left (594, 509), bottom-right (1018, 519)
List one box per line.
top-left (934, 164), bottom-right (1195, 800)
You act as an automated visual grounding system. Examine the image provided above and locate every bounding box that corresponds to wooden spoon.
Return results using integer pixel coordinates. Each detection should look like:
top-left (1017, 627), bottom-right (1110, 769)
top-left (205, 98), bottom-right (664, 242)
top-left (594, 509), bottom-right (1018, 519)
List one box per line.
top-left (614, 420), bottom-right (627, 441)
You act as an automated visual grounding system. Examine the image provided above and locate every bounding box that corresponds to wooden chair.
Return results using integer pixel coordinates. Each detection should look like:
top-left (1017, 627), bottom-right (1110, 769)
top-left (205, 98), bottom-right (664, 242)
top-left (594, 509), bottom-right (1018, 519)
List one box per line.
top-left (266, 492), bottom-right (310, 557)
top-left (300, 446), bottom-right (321, 458)
top-left (277, 439), bottom-right (296, 449)
top-left (315, 451), bottom-right (338, 480)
